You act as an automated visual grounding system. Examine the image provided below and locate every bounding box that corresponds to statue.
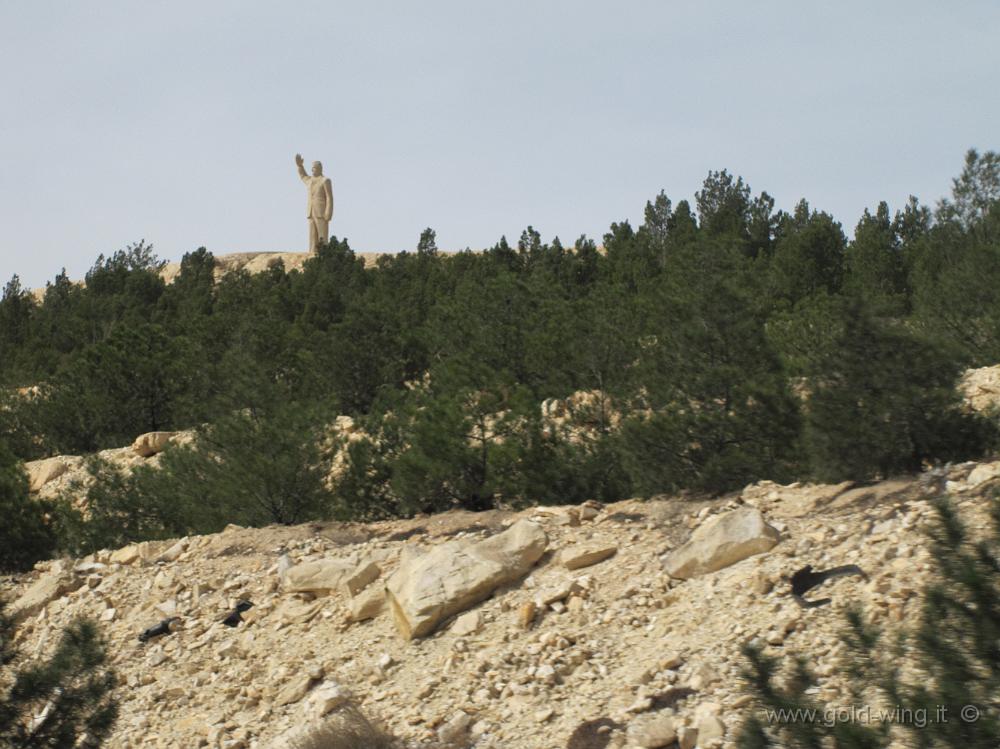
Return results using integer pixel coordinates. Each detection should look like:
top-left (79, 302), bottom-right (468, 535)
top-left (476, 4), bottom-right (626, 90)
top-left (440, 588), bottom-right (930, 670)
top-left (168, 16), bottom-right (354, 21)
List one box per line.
top-left (295, 154), bottom-right (334, 253)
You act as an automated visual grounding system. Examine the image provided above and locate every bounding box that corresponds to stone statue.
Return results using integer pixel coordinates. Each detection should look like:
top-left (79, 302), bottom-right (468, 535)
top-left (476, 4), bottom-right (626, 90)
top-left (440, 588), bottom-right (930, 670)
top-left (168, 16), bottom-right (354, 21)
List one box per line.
top-left (295, 153), bottom-right (334, 253)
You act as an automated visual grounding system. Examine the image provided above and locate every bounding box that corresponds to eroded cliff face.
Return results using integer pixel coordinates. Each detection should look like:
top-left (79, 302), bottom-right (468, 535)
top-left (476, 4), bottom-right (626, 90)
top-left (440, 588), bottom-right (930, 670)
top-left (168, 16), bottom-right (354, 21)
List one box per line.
top-left (5, 459), bottom-right (999, 749)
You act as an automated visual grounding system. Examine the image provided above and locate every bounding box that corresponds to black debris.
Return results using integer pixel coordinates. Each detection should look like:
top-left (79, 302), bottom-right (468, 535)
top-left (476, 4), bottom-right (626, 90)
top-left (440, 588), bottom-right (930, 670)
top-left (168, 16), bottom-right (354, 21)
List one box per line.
top-left (138, 617), bottom-right (180, 643)
top-left (222, 599), bottom-right (253, 627)
top-left (791, 564), bottom-right (868, 608)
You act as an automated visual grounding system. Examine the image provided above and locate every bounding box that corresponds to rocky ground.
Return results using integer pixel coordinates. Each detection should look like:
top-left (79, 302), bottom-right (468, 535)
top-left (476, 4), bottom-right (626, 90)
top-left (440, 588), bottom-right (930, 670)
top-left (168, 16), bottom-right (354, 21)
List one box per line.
top-left (5, 458), bottom-right (1000, 749)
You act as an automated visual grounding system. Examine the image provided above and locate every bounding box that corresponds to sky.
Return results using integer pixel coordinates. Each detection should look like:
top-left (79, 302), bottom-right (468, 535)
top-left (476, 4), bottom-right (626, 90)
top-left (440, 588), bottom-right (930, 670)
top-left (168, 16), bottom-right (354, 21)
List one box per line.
top-left (1, 1), bottom-right (998, 290)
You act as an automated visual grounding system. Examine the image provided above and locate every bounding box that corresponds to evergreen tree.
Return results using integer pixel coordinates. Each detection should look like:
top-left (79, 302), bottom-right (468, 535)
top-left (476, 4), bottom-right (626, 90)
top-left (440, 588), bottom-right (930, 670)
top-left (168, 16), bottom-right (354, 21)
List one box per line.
top-left (0, 276), bottom-right (35, 383)
top-left (768, 201), bottom-right (846, 305)
top-left (0, 600), bottom-right (118, 748)
top-left (738, 493), bottom-right (1000, 749)
top-left (804, 300), bottom-right (991, 481)
top-left (621, 242), bottom-right (802, 494)
top-left (0, 440), bottom-right (57, 573)
top-left (845, 202), bottom-right (908, 315)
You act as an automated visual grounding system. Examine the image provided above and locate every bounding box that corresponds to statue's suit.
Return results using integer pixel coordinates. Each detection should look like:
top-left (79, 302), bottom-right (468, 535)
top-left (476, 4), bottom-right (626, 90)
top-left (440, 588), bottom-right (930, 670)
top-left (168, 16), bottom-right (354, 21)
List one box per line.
top-left (299, 170), bottom-right (334, 253)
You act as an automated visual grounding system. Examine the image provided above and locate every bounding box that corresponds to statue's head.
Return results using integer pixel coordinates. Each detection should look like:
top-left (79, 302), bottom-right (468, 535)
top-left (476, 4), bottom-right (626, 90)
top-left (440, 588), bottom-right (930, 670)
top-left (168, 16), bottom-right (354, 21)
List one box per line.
top-left (312, 161), bottom-right (323, 176)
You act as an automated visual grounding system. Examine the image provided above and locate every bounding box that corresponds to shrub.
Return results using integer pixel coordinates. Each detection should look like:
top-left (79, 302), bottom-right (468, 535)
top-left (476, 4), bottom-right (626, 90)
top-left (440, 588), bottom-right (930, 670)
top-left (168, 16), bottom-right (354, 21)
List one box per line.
top-left (0, 440), bottom-right (57, 573)
top-left (0, 599), bottom-right (118, 747)
top-left (737, 491), bottom-right (1000, 748)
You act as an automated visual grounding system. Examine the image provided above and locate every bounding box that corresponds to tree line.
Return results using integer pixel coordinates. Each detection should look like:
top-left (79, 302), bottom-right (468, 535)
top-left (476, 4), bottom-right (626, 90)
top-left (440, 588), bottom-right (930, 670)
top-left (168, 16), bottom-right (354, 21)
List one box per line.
top-left (1, 149), bottom-right (999, 563)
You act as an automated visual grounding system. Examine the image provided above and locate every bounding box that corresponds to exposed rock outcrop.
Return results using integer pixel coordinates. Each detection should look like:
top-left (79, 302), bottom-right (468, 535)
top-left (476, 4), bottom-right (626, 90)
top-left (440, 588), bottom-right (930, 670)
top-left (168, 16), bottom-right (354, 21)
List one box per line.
top-left (3, 458), bottom-right (998, 748)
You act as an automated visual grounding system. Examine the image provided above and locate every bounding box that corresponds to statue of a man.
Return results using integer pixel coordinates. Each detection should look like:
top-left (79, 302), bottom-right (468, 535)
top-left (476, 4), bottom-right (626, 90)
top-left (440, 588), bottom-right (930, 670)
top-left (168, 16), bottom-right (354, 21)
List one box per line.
top-left (295, 153), bottom-right (334, 253)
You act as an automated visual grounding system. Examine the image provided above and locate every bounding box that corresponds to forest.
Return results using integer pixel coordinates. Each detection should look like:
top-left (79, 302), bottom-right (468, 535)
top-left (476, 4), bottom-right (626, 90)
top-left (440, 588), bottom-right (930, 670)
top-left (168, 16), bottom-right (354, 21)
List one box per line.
top-left (1, 149), bottom-right (999, 564)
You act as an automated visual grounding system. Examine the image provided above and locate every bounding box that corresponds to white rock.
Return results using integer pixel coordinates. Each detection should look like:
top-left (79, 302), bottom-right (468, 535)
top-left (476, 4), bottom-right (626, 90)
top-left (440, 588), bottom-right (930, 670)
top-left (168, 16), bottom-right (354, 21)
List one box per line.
top-left (451, 610), bottom-right (483, 636)
top-left (23, 457), bottom-right (69, 493)
top-left (561, 543), bottom-right (617, 570)
top-left (663, 508), bottom-right (781, 579)
top-left (386, 520), bottom-right (548, 639)
top-left (132, 431), bottom-right (176, 458)
top-left (282, 558), bottom-right (355, 596)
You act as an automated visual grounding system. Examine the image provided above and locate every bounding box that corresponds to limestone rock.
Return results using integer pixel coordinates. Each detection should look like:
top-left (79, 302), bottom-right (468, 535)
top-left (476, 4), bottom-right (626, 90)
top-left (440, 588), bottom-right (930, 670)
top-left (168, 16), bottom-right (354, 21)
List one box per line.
top-left (132, 431), bottom-right (176, 458)
top-left (307, 681), bottom-right (350, 718)
top-left (386, 520), bottom-right (547, 640)
top-left (696, 715), bottom-right (726, 743)
top-left (628, 714), bottom-right (677, 748)
top-left (437, 711), bottom-right (473, 744)
top-left (561, 543), bottom-right (617, 570)
top-left (961, 365), bottom-right (1000, 412)
top-left (678, 725), bottom-right (698, 749)
top-left (282, 558), bottom-right (355, 596)
top-left (12, 567), bottom-right (81, 620)
top-left (158, 539), bottom-right (188, 563)
top-left (451, 610), bottom-right (482, 636)
top-left (663, 508), bottom-right (780, 579)
top-left (967, 462), bottom-right (1000, 490)
top-left (517, 600), bottom-right (538, 629)
top-left (24, 457), bottom-right (69, 493)
top-left (339, 560), bottom-right (380, 597)
top-left (109, 541), bottom-right (158, 566)
top-left (349, 585), bottom-right (386, 622)
top-left (275, 674), bottom-right (315, 707)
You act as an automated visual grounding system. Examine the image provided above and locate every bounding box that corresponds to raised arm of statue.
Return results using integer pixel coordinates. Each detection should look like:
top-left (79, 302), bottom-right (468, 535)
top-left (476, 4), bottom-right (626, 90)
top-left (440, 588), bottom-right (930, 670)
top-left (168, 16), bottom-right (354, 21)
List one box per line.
top-left (323, 178), bottom-right (334, 221)
top-left (295, 153), bottom-right (308, 181)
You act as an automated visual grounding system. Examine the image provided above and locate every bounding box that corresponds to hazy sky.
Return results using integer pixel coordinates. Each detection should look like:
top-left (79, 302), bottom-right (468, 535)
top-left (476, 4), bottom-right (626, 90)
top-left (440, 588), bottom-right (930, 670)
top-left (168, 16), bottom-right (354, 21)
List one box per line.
top-left (1, 1), bottom-right (997, 289)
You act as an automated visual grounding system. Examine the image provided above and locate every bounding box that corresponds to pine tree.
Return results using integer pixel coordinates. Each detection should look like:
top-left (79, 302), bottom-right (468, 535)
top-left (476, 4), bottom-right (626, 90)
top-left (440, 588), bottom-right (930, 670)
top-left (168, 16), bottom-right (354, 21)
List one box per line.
top-left (0, 440), bottom-right (57, 573)
top-left (0, 600), bottom-right (118, 748)
top-left (805, 299), bottom-right (991, 482)
top-left (737, 492), bottom-right (1000, 749)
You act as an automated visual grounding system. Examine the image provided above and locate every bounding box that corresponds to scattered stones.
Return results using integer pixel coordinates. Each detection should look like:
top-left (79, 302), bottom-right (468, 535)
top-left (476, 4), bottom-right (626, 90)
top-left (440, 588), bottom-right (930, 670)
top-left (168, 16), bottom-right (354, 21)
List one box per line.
top-left (275, 674), bottom-right (315, 707)
top-left (11, 566), bottom-right (81, 620)
top-left (2, 459), bottom-right (991, 748)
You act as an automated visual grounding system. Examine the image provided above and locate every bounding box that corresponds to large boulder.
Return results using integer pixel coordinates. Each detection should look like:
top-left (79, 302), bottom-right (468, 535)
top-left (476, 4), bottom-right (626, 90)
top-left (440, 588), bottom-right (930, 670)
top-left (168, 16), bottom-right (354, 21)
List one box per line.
top-left (11, 564), bottom-right (82, 620)
top-left (132, 431), bottom-right (176, 458)
top-left (386, 520), bottom-right (548, 640)
top-left (282, 558), bottom-right (356, 596)
top-left (24, 457), bottom-right (69, 493)
top-left (663, 508), bottom-right (780, 579)
top-left (961, 365), bottom-right (1000, 413)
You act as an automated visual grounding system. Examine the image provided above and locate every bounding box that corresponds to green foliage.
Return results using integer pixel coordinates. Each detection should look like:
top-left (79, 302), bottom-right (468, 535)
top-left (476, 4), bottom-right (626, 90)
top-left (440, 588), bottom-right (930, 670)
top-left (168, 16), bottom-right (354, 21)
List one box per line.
top-left (387, 362), bottom-right (538, 513)
top-left (769, 201), bottom-right (847, 304)
top-left (804, 300), bottom-right (993, 482)
top-left (0, 599), bottom-right (117, 748)
top-left (1, 151), bottom-right (997, 532)
top-left (35, 323), bottom-right (200, 454)
top-left (0, 440), bottom-right (57, 573)
top-left (58, 401), bottom-right (333, 555)
top-left (620, 242), bottom-right (802, 495)
top-left (845, 202), bottom-right (908, 315)
top-left (737, 493), bottom-right (1000, 749)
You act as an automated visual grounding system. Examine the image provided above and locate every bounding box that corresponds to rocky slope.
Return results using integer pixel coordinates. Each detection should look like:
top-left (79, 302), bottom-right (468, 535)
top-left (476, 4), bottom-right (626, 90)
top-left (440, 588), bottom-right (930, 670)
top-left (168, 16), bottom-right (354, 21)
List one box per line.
top-left (5, 459), bottom-right (1000, 749)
